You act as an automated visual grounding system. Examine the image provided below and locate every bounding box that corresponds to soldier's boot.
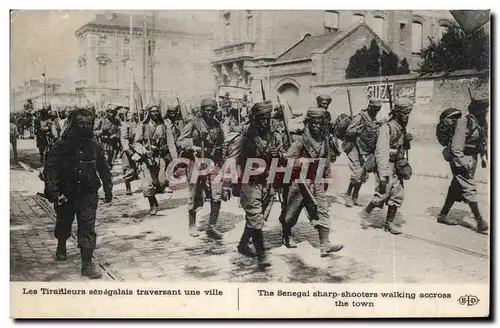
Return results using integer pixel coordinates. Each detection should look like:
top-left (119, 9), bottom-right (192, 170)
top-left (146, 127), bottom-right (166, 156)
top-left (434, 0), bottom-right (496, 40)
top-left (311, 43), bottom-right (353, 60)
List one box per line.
top-left (351, 183), bottom-right (363, 207)
top-left (148, 196), bottom-right (158, 215)
top-left (281, 222), bottom-right (297, 248)
top-left (237, 226), bottom-right (256, 258)
top-left (384, 205), bottom-right (401, 235)
top-left (317, 226), bottom-right (343, 257)
top-left (469, 202), bottom-right (488, 233)
top-left (125, 181), bottom-right (132, 196)
top-left (437, 190), bottom-right (458, 225)
top-left (188, 210), bottom-right (199, 237)
top-left (39, 152), bottom-right (44, 164)
top-left (206, 201), bottom-right (223, 240)
top-left (360, 202), bottom-right (375, 229)
top-left (344, 182), bottom-right (355, 207)
top-left (80, 248), bottom-right (102, 279)
top-left (253, 229), bottom-right (271, 269)
top-left (55, 238), bottom-right (67, 261)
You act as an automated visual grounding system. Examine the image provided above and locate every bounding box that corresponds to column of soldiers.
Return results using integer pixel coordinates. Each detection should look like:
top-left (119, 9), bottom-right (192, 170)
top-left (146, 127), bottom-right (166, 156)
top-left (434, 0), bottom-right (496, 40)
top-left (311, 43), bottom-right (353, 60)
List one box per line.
top-left (38, 85), bottom-right (489, 278)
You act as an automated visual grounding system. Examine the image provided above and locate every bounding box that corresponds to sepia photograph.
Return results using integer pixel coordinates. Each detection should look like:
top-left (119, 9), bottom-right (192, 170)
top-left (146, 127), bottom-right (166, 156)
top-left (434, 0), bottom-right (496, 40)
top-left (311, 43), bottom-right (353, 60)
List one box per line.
top-left (9, 8), bottom-right (491, 318)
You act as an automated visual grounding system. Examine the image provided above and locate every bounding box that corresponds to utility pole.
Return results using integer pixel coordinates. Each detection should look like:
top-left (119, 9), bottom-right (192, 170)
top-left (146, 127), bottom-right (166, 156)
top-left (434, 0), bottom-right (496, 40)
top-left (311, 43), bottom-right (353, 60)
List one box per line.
top-left (43, 65), bottom-right (47, 107)
top-left (142, 12), bottom-right (148, 105)
top-left (129, 14), bottom-right (135, 113)
top-left (150, 11), bottom-right (156, 104)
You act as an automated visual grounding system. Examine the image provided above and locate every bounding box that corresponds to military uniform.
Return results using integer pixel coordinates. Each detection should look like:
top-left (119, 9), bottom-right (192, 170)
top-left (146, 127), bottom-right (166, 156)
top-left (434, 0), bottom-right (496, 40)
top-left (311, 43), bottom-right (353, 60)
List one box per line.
top-left (34, 109), bottom-right (55, 163)
top-left (133, 106), bottom-right (178, 215)
top-left (343, 98), bottom-right (382, 206)
top-left (316, 95), bottom-right (342, 163)
top-left (281, 107), bottom-right (343, 257)
top-left (120, 111), bottom-right (139, 195)
top-left (165, 105), bottom-right (185, 141)
top-left (10, 118), bottom-right (19, 161)
top-left (438, 90), bottom-right (489, 233)
top-left (178, 98), bottom-right (225, 239)
top-left (361, 98), bottom-right (413, 234)
top-left (44, 108), bottom-right (113, 279)
top-left (228, 100), bottom-right (283, 268)
top-left (99, 110), bottom-right (121, 168)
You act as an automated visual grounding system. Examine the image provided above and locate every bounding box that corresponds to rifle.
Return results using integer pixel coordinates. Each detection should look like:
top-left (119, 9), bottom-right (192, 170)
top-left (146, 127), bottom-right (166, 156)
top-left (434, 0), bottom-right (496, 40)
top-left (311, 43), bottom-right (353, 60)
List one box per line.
top-left (279, 98), bottom-right (318, 210)
top-left (468, 87), bottom-right (488, 168)
top-left (346, 85), bottom-right (354, 117)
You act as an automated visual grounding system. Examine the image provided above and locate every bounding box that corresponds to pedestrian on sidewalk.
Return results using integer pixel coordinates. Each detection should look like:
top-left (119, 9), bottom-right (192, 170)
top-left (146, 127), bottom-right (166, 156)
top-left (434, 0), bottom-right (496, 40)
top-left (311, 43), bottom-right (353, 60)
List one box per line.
top-left (10, 114), bottom-right (19, 162)
top-left (437, 90), bottom-right (489, 233)
top-left (43, 108), bottom-right (113, 279)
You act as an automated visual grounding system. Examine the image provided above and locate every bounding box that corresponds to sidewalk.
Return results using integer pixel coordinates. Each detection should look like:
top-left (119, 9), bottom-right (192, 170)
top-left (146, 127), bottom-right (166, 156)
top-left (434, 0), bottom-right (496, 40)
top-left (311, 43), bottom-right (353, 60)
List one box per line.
top-left (10, 140), bottom-right (489, 283)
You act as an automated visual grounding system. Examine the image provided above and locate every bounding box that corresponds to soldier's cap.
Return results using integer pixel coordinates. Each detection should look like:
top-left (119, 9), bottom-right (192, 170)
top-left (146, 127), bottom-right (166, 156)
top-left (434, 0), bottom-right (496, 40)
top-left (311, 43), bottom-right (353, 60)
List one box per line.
top-left (166, 105), bottom-right (178, 112)
top-left (316, 94), bottom-right (332, 103)
top-left (225, 92), bottom-right (230, 96)
top-left (201, 98), bottom-right (217, 108)
top-left (251, 101), bottom-right (273, 116)
top-left (147, 105), bottom-right (160, 111)
top-left (392, 97), bottom-right (413, 114)
top-left (306, 107), bottom-right (327, 119)
top-left (469, 89), bottom-right (489, 112)
top-left (368, 98), bottom-right (382, 107)
top-left (440, 108), bottom-right (462, 120)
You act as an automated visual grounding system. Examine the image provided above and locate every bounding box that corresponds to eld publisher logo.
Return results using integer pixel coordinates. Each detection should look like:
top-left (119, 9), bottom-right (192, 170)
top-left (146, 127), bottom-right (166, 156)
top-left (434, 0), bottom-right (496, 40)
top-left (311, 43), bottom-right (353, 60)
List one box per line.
top-left (458, 294), bottom-right (480, 306)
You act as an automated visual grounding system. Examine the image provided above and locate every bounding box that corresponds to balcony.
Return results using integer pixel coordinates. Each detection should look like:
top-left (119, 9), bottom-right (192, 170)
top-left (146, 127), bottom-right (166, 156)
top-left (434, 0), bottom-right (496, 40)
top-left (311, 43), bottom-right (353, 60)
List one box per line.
top-left (212, 41), bottom-right (255, 64)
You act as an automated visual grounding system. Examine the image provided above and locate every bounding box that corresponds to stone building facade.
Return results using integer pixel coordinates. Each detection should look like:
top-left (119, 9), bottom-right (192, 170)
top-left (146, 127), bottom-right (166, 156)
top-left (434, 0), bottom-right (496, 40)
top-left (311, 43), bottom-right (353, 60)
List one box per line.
top-left (74, 11), bottom-right (214, 110)
top-left (211, 10), bottom-right (455, 111)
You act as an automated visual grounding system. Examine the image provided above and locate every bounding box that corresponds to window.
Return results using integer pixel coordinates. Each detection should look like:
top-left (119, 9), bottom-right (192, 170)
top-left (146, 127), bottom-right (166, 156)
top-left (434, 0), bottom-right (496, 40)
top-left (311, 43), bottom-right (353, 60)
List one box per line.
top-left (352, 14), bottom-right (364, 25)
top-left (98, 62), bottom-right (107, 83)
top-left (372, 16), bottom-right (384, 39)
top-left (438, 25), bottom-right (448, 41)
top-left (399, 23), bottom-right (406, 42)
top-left (325, 11), bottom-right (339, 33)
top-left (412, 22), bottom-right (423, 54)
top-left (246, 10), bottom-right (254, 40)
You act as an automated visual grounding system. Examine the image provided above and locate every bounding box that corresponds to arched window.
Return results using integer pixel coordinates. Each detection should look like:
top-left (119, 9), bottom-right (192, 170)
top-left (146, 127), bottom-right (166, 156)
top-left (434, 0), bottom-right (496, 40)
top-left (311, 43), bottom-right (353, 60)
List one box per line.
top-left (352, 13), bottom-right (364, 25)
top-left (372, 16), bottom-right (385, 39)
top-left (412, 21), bottom-right (423, 54)
top-left (325, 11), bottom-right (339, 33)
top-left (438, 25), bottom-right (448, 41)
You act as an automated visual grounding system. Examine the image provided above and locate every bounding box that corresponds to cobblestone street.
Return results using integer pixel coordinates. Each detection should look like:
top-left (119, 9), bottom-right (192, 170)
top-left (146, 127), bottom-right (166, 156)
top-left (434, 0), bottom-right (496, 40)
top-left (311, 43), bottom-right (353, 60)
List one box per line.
top-left (10, 139), bottom-right (490, 284)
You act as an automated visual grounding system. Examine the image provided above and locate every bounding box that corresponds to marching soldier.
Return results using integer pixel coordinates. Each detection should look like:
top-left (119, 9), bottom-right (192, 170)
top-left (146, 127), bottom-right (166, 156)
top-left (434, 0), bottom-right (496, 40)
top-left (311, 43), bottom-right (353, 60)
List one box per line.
top-left (99, 106), bottom-right (121, 168)
top-left (316, 94), bottom-right (342, 163)
top-left (343, 98), bottom-right (382, 207)
top-left (164, 105), bottom-right (185, 140)
top-left (43, 108), bottom-right (113, 279)
top-left (132, 105), bottom-right (178, 215)
top-left (281, 107), bottom-right (344, 256)
top-left (119, 109), bottom-right (138, 196)
top-left (34, 107), bottom-right (54, 163)
top-left (360, 98), bottom-right (413, 234)
top-left (178, 98), bottom-right (226, 239)
top-left (228, 100), bottom-right (283, 268)
top-left (437, 90), bottom-right (489, 233)
top-left (10, 114), bottom-right (19, 162)
top-left (221, 92), bottom-right (232, 117)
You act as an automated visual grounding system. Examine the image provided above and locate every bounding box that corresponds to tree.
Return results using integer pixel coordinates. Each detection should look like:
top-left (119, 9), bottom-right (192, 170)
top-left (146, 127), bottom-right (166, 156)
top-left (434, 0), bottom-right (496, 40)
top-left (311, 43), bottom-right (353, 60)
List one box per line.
top-left (346, 39), bottom-right (410, 78)
top-left (418, 24), bottom-right (489, 74)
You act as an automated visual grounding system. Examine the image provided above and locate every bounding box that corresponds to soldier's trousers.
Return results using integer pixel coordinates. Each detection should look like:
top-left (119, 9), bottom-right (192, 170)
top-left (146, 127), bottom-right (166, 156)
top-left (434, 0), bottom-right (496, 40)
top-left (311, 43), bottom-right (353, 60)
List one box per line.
top-left (347, 146), bottom-right (366, 184)
top-left (240, 183), bottom-right (275, 230)
top-left (36, 136), bottom-right (48, 155)
top-left (282, 182), bottom-right (330, 229)
top-left (188, 176), bottom-right (223, 211)
top-left (121, 151), bottom-right (138, 182)
top-left (54, 192), bottom-right (98, 249)
top-left (448, 154), bottom-right (478, 203)
top-left (10, 137), bottom-right (18, 160)
top-left (140, 157), bottom-right (167, 197)
top-left (371, 163), bottom-right (404, 208)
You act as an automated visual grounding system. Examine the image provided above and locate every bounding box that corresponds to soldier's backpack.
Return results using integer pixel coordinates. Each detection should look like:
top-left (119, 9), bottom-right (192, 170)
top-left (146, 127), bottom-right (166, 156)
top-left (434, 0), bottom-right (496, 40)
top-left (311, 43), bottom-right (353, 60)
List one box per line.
top-left (332, 113), bottom-right (352, 140)
top-left (357, 120), bottom-right (385, 155)
top-left (436, 108), bottom-right (463, 147)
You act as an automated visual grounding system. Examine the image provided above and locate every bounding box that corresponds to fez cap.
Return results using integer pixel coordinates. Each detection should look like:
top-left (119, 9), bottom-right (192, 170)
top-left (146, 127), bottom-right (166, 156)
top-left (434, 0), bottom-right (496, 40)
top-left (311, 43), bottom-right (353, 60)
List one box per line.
top-left (469, 89), bottom-right (489, 112)
top-left (166, 105), bottom-right (178, 111)
top-left (306, 107), bottom-right (327, 119)
top-left (440, 108), bottom-right (462, 120)
top-left (392, 97), bottom-right (413, 113)
top-left (316, 94), bottom-right (332, 103)
top-left (201, 98), bottom-right (217, 108)
top-left (147, 105), bottom-right (160, 111)
top-left (251, 101), bottom-right (273, 116)
top-left (368, 98), bottom-right (382, 107)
